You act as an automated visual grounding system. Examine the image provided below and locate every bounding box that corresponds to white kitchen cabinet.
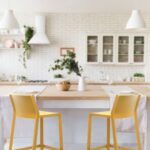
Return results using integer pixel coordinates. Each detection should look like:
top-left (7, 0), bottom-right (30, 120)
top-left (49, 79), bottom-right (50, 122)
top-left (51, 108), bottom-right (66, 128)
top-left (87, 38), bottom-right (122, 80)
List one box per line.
top-left (133, 36), bottom-right (145, 63)
top-left (118, 36), bottom-right (129, 63)
top-left (102, 36), bottom-right (114, 63)
top-left (86, 34), bottom-right (147, 65)
top-left (86, 35), bottom-right (99, 64)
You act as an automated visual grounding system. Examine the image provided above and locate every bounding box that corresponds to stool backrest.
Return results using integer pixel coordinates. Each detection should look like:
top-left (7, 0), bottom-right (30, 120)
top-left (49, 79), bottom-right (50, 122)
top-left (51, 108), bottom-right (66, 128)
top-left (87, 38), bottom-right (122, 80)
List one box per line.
top-left (111, 94), bottom-right (140, 118)
top-left (10, 94), bottom-right (39, 118)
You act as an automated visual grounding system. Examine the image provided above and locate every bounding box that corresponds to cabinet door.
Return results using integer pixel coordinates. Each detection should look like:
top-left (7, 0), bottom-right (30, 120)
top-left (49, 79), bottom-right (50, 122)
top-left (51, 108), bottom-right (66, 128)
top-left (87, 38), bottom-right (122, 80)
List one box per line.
top-left (102, 36), bottom-right (114, 63)
top-left (87, 36), bottom-right (98, 63)
top-left (133, 36), bottom-right (144, 63)
top-left (118, 36), bottom-right (129, 63)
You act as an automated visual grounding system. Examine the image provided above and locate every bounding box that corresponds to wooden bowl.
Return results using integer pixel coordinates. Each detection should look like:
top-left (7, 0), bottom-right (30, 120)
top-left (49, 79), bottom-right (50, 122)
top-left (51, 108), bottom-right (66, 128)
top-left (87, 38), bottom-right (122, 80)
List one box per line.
top-left (56, 81), bottom-right (71, 91)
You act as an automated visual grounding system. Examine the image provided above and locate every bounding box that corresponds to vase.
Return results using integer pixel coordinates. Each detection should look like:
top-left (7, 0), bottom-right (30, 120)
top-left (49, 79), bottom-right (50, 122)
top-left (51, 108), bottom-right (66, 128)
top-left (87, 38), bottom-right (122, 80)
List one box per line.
top-left (78, 76), bottom-right (86, 91)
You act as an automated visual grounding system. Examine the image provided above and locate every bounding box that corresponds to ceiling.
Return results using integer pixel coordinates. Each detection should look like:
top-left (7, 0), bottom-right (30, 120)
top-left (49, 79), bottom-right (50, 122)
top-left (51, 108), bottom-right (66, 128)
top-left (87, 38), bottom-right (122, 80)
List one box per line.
top-left (0, 0), bottom-right (149, 13)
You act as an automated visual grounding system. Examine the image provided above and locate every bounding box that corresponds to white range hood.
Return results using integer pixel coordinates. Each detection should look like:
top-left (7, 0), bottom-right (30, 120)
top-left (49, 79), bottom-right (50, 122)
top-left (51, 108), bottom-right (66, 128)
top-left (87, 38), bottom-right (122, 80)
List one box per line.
top-left (29, 15), bottom-right (50, 44)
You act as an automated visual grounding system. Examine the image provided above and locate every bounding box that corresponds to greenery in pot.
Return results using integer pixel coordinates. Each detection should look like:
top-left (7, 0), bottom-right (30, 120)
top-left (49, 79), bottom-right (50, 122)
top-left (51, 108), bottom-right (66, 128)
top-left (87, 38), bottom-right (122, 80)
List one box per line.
top-left (19, 25), bottom-right (34, 68)
top-left (133, 73), bottom-right (144, 77)
top-left (54, 74), bottom-right (63, 78)
top-left (48, 51), bottom-right (83, 77)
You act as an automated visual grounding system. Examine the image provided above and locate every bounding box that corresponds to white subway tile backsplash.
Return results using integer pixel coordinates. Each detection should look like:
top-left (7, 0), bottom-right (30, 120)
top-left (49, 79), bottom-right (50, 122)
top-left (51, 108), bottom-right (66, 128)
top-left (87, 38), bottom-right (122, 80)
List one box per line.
top-left (0, 13), bottom-right (149, 81)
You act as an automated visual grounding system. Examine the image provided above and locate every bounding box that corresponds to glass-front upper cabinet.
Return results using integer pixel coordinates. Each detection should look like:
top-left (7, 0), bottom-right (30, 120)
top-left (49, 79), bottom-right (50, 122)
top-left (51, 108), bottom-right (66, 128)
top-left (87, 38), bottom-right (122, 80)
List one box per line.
top-left (134, 36), bottom-right (144, 63)
top-left (103, 36), bottom-right (113, 63)
top-left (118, 36), bottom-right (129, 63)
top-left (87, 36), bottom-right (98, 63)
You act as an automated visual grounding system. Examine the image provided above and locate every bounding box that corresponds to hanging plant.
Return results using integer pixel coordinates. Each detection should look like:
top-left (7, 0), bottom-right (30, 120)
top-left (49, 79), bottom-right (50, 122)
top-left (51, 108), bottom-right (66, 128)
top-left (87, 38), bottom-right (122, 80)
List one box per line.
top-left (19, 25), bottom-right (34, 68)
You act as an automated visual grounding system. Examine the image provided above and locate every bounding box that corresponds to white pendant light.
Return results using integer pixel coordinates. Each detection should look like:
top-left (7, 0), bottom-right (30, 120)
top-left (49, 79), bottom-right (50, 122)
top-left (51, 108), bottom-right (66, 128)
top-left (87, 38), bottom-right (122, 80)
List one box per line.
top-left (126, 9), bottom-right (146, 29)
top-left (0, 9), bottom-right (19, 30)
top-left (29, 15), bottom-right (50, 44)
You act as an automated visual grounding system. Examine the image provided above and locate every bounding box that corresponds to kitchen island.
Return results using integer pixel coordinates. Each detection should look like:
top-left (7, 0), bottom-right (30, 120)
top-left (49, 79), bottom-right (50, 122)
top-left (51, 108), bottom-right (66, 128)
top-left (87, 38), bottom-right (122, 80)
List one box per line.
top-left (0, 83), bottom-right (150, 150)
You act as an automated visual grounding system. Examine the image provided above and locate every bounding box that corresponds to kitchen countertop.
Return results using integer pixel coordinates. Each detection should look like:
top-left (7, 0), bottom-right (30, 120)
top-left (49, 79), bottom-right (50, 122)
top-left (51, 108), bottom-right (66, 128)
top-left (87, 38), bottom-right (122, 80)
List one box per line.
top-left (0, 84), bottom-right (150, 100)
top-left (0, 81), bottom-right (150, 85)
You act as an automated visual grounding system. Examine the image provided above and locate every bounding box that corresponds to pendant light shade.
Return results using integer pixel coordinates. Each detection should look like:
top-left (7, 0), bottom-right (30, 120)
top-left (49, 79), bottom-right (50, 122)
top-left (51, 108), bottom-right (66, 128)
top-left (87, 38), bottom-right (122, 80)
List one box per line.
top-left (0, 9), bottom-right (19, 30)
top-left (126, 9), bottom-right (146, 29)
top-left (29, 15), bottom-right (50, 44)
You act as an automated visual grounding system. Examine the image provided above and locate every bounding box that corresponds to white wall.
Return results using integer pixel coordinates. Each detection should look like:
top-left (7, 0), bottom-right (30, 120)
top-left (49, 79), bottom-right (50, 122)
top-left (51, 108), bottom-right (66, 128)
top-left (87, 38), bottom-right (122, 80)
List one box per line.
top-left (0, 13), bottom-right (149, 81)
top-left (0, 0), bottom-right (149, 13)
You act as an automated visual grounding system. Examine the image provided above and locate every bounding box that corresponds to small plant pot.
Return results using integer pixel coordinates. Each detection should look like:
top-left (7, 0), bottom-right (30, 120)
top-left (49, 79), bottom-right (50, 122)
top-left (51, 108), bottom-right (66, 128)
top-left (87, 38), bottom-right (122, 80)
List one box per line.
top-left (133, 77), bottom-right (145, 82)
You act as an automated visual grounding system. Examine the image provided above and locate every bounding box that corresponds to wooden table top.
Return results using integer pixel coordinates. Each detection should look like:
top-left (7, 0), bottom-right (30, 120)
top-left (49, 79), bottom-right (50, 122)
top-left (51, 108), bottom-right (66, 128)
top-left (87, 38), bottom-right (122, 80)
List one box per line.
top-left (37, 85), bottom-right (110, 100)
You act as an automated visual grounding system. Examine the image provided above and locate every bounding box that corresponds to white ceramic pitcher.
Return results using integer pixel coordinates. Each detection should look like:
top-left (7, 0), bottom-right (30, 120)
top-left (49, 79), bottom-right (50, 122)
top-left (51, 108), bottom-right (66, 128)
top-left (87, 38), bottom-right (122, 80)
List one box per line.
top-left (78, 76), bottom-right (86, 91)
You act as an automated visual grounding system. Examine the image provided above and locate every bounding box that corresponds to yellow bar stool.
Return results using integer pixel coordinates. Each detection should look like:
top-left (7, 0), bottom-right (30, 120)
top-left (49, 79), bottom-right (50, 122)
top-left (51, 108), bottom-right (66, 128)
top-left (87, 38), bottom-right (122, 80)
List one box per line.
top-left (87, 94), bottom-right (142, 150)
top-left (9, 94), bottom-right (63, 150)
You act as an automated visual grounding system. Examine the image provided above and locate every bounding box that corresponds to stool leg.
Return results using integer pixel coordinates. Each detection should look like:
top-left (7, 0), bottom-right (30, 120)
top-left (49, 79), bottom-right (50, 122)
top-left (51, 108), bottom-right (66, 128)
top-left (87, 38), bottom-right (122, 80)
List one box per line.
top-left (33, 118), bottom-right (39, 150)
top-left (87, 114), bottom-right (92, 150)
top-left (40, 118), bottom-right (44, 150)
top-left (9, 113), bottom-right (16, 150)
top-left (106, 118), bottom-right (110, 150)
top-left (111, 118), bottom-right (118, 150)
top-left (58, 114), bottom-right (63, 150)
top-left (134, 114), bottom-right (142, 150)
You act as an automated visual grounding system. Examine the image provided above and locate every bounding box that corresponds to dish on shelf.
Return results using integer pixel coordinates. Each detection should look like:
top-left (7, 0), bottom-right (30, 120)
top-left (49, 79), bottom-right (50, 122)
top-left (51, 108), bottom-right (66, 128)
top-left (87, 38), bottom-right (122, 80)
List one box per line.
top-left (5, 39), bottom-right (14, 48)
top-left (88, 39), bottom-right (97, 45)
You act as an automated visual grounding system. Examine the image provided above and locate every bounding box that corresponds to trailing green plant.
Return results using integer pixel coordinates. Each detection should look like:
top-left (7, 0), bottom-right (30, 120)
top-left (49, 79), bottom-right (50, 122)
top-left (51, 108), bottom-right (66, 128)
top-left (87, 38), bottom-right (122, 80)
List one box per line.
top-left (133, 73), bottom-right (144, 77)
top-left (49, 51), bottom-right (83, 76)
top-left (19, 25), bottom-right (34, 68)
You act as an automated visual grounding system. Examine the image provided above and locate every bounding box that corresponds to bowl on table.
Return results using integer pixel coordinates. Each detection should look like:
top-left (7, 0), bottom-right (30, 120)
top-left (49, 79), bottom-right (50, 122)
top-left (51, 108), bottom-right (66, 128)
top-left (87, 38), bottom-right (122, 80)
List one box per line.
top-left (56, 80), bottom-right (71, 91)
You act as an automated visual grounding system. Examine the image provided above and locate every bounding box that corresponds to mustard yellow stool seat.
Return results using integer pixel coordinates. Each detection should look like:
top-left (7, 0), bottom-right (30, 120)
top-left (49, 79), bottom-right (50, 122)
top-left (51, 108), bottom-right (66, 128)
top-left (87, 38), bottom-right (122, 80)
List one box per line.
top-left (9, 94), bottom-right (63, 150)
top-left (87, 94), bottom-right (142, 150)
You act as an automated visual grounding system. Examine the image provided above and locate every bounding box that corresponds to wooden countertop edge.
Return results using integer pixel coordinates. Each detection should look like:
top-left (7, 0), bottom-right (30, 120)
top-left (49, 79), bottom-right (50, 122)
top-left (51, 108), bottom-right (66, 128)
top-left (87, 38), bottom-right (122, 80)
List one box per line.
top-left (0, 81), bottom-right (150, 85)
top-left (37, 96), bottom-right (110, 100)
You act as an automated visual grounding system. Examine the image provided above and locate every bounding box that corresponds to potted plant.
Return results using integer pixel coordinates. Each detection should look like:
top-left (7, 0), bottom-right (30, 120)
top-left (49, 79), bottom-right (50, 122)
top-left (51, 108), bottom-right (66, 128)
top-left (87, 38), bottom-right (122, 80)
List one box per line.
top-left (54, 74), bottom-right (63, 79)
top-left (48, 51), bottom-right (84, 91)
top-left (133, 73), bottom-right (145, 82)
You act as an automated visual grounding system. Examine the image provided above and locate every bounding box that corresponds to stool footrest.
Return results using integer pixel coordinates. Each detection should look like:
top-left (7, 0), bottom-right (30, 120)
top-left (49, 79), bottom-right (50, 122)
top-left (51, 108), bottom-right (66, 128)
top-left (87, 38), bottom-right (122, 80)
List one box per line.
top-left (15, 144), bottom-right (41, 150)
top-left (110, 144), bottom-right (134, 150)
top-left (90, 144), bottom-right (107, 150)
top-left (90, 144), bottom-right (133, 150)
top-left (43, 144), bottom-right (60, 150)
top-left (15, 144), bottom-right (60, 150)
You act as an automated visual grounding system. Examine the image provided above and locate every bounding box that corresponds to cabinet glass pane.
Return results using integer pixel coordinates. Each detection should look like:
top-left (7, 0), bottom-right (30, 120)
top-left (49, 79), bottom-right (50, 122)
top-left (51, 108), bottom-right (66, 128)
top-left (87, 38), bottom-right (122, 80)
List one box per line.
top-left (87, 36), bottom-right (98, 62)
top-left (134, 36), bottom-right (144, 63)
top-left (118, 36), bottom-right (129, 62)
top-left (103, 36), bottom-right (113, 62)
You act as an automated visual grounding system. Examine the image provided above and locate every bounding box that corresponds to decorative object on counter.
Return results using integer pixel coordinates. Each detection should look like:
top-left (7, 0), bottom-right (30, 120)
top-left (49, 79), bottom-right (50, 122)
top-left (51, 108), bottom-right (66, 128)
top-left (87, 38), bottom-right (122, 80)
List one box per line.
top-left (49, 51), bottom-right (83, 76)
top-left (19, 25), bottom-right (34, 68)
top-left (5, 39), bottom-right (14, 48)
top-left (54, 74), bottom-right (63, 78)
top-left (49, 51), bottom-right (83, 91)
top-left (15, 75), bottom-right (27, 84)
top-left (0, 73), bottom-right (7, 81)
top-left (133, 73), bottom-right (145, 82)
top-left (60, 47), bottom-right (75, 56)
top-left (56, 80), bottom-right (71, 91)
top-left (78, 76), bottom-right (87, 91)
